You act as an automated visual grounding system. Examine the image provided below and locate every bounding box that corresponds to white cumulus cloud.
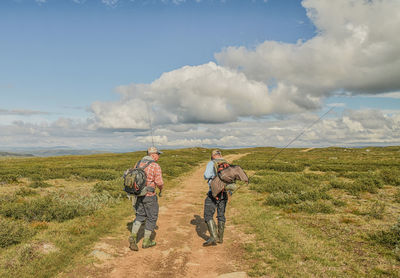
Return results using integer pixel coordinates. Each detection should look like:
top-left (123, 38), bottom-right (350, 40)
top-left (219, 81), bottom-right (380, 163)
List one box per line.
top-left (91, 0), bottom-right (400, 131)
top-left (91, 62), bottom-right (322, 130)
top-left (216, 0), bottom-right (400, 98)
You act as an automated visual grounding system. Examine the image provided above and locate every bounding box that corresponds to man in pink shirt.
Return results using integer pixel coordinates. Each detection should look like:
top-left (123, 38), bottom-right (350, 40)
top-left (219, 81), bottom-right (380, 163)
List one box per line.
top-left (129, 147), bottom-right (164, 251)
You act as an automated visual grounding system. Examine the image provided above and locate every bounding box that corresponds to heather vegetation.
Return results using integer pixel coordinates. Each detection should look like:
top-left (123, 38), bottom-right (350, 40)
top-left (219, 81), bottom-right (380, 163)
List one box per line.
top-left (0, 148), bottom-right (224, 278)
top-left (1, 146), bottom-right (399, 277)
top-left (230, 146), bottom-right (400, 277)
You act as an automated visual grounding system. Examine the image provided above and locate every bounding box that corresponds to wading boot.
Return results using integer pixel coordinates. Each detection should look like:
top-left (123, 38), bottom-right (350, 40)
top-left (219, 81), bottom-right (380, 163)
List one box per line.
top-left (128, 234), bottom-right (139, 251)
top-left (203, 219), bottom-right (217, 246)
top-left (217, 221), bottom-right (225, 244)
top-left (142, 238), bottom-right (156, 249)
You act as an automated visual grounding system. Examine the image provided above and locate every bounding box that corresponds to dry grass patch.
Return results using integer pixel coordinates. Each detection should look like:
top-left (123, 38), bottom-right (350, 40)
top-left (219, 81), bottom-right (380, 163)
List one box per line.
top-left (230, 147), bottom-right (400, 277)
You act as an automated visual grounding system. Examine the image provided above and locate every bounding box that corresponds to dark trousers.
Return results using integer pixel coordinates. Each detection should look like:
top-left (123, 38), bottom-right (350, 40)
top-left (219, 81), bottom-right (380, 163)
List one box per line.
top-left (204, 191), bottom-right (227, 223)
top-left (134, 195), bottom-right (159, 231)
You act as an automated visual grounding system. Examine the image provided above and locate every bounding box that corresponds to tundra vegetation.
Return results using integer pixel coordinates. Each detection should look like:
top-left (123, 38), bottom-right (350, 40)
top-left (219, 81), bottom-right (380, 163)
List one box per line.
top-left (0, 148), bottom-right (233, 278)
top-left (230, 146), bottom-right (400, 277)
top-left (0, 147), bottom-right (399, 277)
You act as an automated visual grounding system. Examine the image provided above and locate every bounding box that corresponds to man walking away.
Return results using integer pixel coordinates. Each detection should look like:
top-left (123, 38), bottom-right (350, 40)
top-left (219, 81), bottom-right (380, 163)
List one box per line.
top-left (203, 149), bottom-right (228, 246)
top-left (129, 147), bottom-right (164, 251)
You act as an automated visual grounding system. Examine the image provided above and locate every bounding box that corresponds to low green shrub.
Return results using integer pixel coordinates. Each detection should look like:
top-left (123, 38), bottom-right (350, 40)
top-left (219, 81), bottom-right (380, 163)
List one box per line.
top-left (76, 169), bottom-right (118, 181)
top-left (30, 174), bottom-right (44, 181)
top-left (338, 171), bottom-right (365, 179)
top-left (288, 200), bottom-right (334, 214)
top-left (394, 189), bottom-right (400, 203)
top-left (15, 187), bottom-right (37, 197)
top-left (162, 167), bottom-right (186, 179)
top-left (2, 243), bottom-right (39, 270)
top-left (332, 198), bottom-right (346, 207)
top-left (265, 189), bottom-right (331, 207)
top-left (0, 192), bottom-right (118, 222)
top-left (0, 218), bottom-right (36, 248)
top-left (380, 168), bottom-right (400, 186)
top-left (29, 181), bottom-right (52, 188)
top-left (265, 192), bottom-right (299, 206)
top-left (309, 164), bottom-right (349, 173)
top-left (234, 160), bottom-right (269, 171)
top-left (371, 218), bottom-right (400, 247)
top-left (354, 175), bottom-right (383, 193)
top-left (330, 179), bottom-right (351, 189)
top-left (250, 172), bottom-right (326, 195)
top-left (330, 175), bottom-right (383, 195)
top-left (371, 218), bottom-right (400, 260)
top-left (366, 201), bottom-right (386, 219)
top-left (265, 163), bottom-right (305, 172)
top-left (0, 174), bottom-right (19, 184)
top-left (92, 180), bottom-right (122, 198)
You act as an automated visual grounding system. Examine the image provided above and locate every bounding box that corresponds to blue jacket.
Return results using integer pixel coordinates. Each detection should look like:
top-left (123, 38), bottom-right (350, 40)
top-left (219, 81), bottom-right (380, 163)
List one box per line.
top-left (204, 160), bottom-right (216, 192)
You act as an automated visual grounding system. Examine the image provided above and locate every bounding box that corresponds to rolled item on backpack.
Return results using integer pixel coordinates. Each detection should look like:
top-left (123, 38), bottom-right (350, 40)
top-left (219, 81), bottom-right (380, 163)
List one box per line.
top-left (210, 165), bottom-right (249, 198)
top-left (218, 165), bottom-right (248, 183)
top-left (210, 175), bottom-right (226, 198)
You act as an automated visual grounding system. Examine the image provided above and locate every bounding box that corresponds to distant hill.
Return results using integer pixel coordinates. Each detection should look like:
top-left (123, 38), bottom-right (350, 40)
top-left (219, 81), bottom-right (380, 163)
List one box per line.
top-left (0, 148), bottom-right (110, 157)
top-left (0, 151), bottom-right (34, 157)
top-left (27, 149), bottom-right (109, 157)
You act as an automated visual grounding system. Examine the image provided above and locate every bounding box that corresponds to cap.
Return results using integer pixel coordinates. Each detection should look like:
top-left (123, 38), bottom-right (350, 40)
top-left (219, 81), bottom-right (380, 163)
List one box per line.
top-left (211, 149), bottom-right (221, 156)
top-left (147, 146), bottom-right (162, 155)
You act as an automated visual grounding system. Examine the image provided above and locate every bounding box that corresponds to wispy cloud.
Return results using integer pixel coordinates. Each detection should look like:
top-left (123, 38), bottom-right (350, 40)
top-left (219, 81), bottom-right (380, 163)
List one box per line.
top-left (35, 0), bottom-right (47, 4)
top-left (1, 108), bottom-right (399, 150)
top-left (0, 109), bottom-right (50, 116)
top-left (327, 103), bottom-right (346, 108)
top-left (101, 0), bottom-right (119, 6)
top-left (363, 92), bottom-right (400, 99)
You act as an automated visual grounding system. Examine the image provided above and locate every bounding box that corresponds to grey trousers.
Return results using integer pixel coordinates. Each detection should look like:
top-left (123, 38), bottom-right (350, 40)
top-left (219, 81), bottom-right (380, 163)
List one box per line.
top-left (134, 195), bottom-right (159, 231)
top-left (204, 191), bottom-right (227, 223)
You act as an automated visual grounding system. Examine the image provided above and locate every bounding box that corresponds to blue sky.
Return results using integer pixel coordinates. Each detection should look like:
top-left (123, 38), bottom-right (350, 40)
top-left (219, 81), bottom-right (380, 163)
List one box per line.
top-left (1, 0), bottom-right (314, 114)
top-left (1, 0), bottom-right (399, 151)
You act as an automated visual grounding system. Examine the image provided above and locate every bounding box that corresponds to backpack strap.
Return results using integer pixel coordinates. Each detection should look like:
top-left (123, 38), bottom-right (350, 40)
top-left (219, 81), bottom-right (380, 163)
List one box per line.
top-left (134, 160), bottom-right (141, 169)
top-left (135, 160), bottom-right (154, 170)
top-left (213, 158), bottom-right (228, 175)
top-left (141, 160), bottom-right (154, 170)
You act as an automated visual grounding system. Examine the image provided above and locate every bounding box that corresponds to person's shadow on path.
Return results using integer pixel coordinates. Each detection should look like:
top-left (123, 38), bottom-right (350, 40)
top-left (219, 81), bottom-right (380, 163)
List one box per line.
top-left (190, 215), bottom-right (209, 240)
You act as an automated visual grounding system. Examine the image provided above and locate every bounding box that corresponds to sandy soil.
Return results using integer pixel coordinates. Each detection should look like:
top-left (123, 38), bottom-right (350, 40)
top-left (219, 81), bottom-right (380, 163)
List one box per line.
top-left (60, 154), bottom-right (249, 278)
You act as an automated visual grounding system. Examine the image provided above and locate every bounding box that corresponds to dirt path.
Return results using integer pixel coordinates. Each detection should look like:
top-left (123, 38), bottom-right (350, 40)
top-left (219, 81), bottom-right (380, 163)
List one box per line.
top-left (62, 154), bottom-right (249, 278)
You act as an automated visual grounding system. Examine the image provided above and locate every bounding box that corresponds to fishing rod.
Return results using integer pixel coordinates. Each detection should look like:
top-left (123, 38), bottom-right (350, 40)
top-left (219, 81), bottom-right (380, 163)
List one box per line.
top-left (145, 102), bottom-right (163, 197)
top-left (145, 103), bottom-right (155, 147)
top-left (231, 107), bottom-right (334, 194)
top-left (266, 107), bottom-right (335, 163)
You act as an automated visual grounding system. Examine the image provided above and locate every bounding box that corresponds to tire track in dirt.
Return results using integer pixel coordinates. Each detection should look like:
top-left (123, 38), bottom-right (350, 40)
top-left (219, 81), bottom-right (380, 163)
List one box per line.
top-left (61, 154), bottom-right (249, 278)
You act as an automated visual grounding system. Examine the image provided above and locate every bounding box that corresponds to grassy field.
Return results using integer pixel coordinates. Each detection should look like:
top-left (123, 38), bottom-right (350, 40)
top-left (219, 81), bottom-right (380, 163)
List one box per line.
top-left (0, 148), bottom-right (242, 278)
top-left (230, 146), bottom-right (400, 277)
top-left (1, 146), bottom-right (399, 277)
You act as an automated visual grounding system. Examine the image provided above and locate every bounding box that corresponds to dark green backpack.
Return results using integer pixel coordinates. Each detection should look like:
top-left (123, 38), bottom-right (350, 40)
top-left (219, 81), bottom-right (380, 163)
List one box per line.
top-left (123, 160), bottom-right (153, 195)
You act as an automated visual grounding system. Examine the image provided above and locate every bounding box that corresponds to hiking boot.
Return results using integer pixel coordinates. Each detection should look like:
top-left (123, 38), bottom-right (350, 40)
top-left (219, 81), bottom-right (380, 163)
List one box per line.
top-left (129, 234), bottom-right (139, 251)
top-left (142, 238), bottom-right (156, 249)
top-left (203, 219), bottom-right (217, 247)
top-left (217, 221), bottom-right (225, 244)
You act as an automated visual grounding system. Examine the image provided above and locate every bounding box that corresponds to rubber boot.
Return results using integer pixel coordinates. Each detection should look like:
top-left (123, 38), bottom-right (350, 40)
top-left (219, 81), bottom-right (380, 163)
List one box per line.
top-left (217, 221), bottom-right (225, 244)
top-left (128, 233), bottom-right (139, 251)
top-left (203, 220), bottom-right (217, 246)
top-left (142, 230), bottom-right (156, 249)
top-left (142, 238), bottom-right (156, 249)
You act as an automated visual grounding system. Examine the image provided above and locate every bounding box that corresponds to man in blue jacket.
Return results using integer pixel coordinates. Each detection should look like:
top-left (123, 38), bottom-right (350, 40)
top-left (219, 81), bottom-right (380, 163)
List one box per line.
top-left (203, 149), bottom-right (227, 246)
